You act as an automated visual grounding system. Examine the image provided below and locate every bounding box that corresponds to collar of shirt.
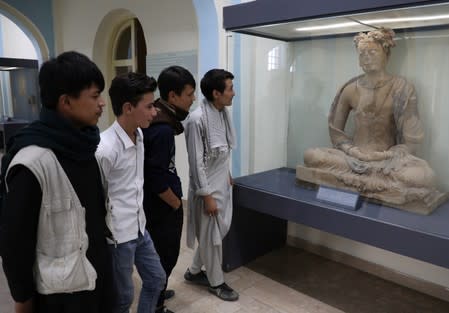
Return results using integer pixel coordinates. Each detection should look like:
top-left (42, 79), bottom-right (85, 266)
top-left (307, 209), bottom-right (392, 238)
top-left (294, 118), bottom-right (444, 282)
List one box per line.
top-left (111, 120), bottom-right (143, 149)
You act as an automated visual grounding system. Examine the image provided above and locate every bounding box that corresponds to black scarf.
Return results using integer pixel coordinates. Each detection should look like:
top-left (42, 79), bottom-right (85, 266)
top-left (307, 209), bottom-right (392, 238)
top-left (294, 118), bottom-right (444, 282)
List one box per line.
top-left (1, 106), bottom-right (100, 178)
top-left (151, 98), bottom-right (189, 135)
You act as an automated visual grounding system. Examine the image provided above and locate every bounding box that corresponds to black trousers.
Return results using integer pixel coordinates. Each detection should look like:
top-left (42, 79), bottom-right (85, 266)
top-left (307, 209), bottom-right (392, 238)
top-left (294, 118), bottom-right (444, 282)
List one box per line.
top-left (35, 289), bottom-right (114, 313)
top-left (147, 202), bottom-right (184, 308)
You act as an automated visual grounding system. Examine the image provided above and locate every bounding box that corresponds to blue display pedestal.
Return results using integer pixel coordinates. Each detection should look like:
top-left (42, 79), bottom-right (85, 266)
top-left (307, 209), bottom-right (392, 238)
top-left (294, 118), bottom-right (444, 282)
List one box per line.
top-left (222, 167), bottom-right (449, 272)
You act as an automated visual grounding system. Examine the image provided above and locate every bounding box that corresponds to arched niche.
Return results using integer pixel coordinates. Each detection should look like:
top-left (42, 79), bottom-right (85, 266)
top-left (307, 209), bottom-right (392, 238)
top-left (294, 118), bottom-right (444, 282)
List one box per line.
top-left (0, 1), bottom-right (49, 63)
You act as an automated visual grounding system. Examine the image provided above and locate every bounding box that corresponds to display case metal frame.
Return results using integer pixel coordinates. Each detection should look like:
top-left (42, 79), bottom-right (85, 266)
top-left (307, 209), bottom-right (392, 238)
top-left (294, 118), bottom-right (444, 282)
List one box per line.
top-left (222, 168), bottom-right (449, 272)
top-left (223, 0), bottom-right (449, 41)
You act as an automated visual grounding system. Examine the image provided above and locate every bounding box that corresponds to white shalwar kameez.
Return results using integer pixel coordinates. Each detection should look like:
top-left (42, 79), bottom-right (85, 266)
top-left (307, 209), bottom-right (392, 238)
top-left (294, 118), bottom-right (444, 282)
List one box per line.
top-left (184, 99), bottom-right (236, 287)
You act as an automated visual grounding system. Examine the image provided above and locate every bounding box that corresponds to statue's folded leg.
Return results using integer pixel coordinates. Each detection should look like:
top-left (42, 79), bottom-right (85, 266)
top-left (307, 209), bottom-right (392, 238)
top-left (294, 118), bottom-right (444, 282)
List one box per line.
top-left (303, 147), bottom-right (349, 171)
top-left (394, 156), bottom-right (436, 189)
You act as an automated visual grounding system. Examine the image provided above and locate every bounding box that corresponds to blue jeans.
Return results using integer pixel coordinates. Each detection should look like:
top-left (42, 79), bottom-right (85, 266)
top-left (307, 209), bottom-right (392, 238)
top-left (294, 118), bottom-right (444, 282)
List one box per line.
top-left (109, 230), bottom-right (166, 313)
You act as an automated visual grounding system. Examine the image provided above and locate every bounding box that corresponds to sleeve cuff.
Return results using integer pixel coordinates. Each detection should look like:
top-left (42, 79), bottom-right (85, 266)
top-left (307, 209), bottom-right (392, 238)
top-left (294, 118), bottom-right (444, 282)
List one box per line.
top-left (11, 285), bottom-right (34, 303)
top-left (195, 186), bottom-right (211, 196)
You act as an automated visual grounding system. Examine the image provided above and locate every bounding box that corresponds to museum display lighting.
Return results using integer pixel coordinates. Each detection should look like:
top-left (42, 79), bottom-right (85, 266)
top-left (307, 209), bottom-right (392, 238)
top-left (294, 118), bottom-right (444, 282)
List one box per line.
top-left (295, 14), bottom-right (449, 32)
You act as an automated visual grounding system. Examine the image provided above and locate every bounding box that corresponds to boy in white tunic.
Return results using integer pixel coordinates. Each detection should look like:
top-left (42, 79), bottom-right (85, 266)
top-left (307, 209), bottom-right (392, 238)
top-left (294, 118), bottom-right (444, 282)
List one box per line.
top-left (184, 69), bottom-right (238, 301)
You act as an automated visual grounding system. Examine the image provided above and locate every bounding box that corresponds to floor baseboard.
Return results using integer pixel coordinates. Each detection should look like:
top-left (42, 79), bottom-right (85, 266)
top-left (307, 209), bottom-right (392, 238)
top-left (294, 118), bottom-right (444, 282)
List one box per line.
top-left (287, 235), bottom-right (449, 302)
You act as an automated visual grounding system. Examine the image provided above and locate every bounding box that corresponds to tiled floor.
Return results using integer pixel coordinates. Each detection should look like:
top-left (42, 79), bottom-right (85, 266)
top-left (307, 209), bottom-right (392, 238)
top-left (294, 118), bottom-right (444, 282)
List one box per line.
top-left (130, 243), bottom-right (346, 313)
top-left (2, 229), bottom-right (449, 313)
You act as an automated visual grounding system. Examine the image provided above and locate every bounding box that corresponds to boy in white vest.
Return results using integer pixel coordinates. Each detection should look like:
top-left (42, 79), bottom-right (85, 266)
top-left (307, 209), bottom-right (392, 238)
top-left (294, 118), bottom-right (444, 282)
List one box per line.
top-left (0, 51), bottom-right (114, 313)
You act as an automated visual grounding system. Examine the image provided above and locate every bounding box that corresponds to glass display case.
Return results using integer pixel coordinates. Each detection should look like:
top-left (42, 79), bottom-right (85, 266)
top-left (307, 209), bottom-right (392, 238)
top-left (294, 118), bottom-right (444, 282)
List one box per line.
top-left (226, 1), bottom-right (449, 215)
top-left (0, 57), bottom-right (38, 152)
top-left (221, 1), bottom-right (449, 297)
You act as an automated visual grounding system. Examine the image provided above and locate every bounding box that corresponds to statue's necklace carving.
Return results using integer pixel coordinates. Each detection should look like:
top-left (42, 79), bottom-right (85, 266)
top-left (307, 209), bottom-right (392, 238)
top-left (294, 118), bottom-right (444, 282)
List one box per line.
top-left (358, 75), bottom-right (393, 89)
top-left (357, 76), bottom-right (394, 117)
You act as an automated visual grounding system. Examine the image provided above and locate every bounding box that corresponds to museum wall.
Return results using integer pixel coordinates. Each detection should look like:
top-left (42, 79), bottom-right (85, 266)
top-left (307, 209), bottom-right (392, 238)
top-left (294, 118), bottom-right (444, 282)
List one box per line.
top-left (52, 0), bottom-right (237, 199)
top-left (52, 0), bottom-right (198, 60)
top-left (0, 15), bottom-right (36, 59)
top-left (4, 0), bottom-right (448, 290)
top-left (1, 0), bottom-right (54, 58)
top-left (52, 0), bottom-right (201, 197)
top-left (0, 0), bottom-right (233, 203)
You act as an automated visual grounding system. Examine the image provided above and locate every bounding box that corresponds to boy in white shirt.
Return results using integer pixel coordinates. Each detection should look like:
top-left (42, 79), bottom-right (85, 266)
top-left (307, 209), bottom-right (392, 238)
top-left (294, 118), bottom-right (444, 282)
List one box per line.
top-left (96, 72), bottom-right (165, 313)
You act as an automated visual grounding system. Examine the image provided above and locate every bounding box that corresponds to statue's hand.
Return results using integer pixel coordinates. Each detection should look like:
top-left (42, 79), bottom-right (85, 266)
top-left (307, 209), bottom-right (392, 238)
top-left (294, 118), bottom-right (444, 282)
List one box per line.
top-left (389, 144), bottom-right (409, 158)
top-left (383, 145), bottom-right (409, 174)
top-left (347, 146), bottom-right (392, 162)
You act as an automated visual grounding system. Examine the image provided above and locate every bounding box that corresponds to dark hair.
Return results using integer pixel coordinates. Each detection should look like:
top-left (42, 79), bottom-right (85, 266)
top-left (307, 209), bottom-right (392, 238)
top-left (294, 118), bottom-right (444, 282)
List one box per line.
top-left (200, 69), bottom-right (234, 102)
top-left (39, 51), bottom-right (105, 109)
top-left (157, 66), bottom-right (196, 101)
top-left (108, 72), bottom-right (157, 117)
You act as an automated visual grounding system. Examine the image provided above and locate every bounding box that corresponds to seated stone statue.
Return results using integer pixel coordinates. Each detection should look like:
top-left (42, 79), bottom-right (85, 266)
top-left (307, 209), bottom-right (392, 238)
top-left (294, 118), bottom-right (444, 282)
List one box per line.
top-left (296, 28), bottom-right (446, 214)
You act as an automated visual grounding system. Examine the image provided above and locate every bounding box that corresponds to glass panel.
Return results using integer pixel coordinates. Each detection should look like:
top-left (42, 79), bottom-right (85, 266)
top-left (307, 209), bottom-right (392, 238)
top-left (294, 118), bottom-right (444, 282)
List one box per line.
top-left (287, 27), bottom-right (449, 193)
top-left (115, 26), bottom-right (132, 60)
top-left (115, 66), bottom-right (133, 76)
top-left (0, 71), bottom-right (12, 118)
top-left (231, 34), bottom-right (290, 175)
top-left (9, 68), bottom-right (40, 121)
top-left (134, 18), bottom-right (147, 74)
top-left (232, 3), bottom-right (449, 215)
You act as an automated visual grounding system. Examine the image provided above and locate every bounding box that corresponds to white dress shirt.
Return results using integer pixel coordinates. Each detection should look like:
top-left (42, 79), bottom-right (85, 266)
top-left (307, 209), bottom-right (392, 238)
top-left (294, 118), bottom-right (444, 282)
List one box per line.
top-left (96, 120), bottom-right (146, 244)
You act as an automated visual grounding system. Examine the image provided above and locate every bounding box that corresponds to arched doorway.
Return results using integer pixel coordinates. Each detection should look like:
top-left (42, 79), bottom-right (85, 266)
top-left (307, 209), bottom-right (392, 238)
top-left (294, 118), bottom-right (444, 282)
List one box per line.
top-left (0, 1), bottom-right (49, 63)
top-left (111, 18), bottom-right (146, 76)
top-left (92, 9), bottom-right (147, 128)
top-left (0, 3), bottom-right (47, 124)
top-left (92, 1), bottom-right (213, 196)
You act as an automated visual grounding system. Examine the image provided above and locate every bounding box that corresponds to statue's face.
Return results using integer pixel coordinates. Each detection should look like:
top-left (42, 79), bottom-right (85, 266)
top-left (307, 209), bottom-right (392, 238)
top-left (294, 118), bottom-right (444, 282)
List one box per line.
top-left (357, 41), bottom-right (387, 73)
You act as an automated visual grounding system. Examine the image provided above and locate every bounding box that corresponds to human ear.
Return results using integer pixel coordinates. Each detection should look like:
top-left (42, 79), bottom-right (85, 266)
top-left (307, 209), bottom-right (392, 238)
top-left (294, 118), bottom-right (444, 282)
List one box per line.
top-left (57, 94), bottom-right (70, 111)
top-left (212, 90), bottom-right (220, 100)
top-left (168, 90), bottom-right (177, 102)
top-left (58, 94), bottom-right (69, 105)
top-left (122, 102), bottom-right (133, 114)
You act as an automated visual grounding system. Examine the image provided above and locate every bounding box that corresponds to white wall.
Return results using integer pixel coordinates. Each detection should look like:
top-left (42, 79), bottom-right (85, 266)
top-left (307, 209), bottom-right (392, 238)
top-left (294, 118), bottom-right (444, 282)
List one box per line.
top-left (53, 0), bottom-right (199, 198)
top-left (53, 0), bottom-right (198, 127)
top-left (214, 0), bottom-right (234, 69)
top-left (51, 0), bottom-right (221, 199)
top-left (0, 14), bottom-right (36, 59)
top-left (53, 0), bottom-right (198, 57)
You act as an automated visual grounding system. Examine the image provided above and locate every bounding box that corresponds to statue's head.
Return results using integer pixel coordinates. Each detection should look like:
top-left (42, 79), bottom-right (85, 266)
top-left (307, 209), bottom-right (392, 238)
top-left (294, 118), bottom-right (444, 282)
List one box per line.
top-left (354, 28), bottom-right (395, 73)
top-left (354, 28), bottom-right (396, 56)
